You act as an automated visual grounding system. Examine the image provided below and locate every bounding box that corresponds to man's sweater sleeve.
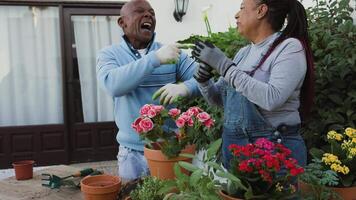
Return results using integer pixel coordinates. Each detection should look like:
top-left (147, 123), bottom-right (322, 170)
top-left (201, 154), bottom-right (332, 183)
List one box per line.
top-left (96, 49), bottom-right (160, 97)
top-left (176, 52), bottom-right (201, 97)
top-left (223, 39), bottom-right (307, 111)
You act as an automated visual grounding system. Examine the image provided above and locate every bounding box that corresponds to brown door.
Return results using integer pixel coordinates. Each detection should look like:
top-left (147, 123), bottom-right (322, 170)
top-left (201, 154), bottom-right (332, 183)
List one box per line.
top-left (62, 7), bottom-right (121, 163)
top-left (0, 2), bottom-right (123, 169)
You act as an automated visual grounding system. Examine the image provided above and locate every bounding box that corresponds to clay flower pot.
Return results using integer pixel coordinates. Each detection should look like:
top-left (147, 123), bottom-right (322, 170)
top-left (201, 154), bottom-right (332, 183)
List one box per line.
top-left (144, 144), bottom-right (195, 180)
top-left (12, 160), bottom-right (35, 180)
top-left (81, 174), bottom-right (121, 200)
top-left (330, 186), bottom-right (356, 200)
top-left (218, 190), bottom-right (244, 200)
top-left (299, 181), bottom-right (356, 200)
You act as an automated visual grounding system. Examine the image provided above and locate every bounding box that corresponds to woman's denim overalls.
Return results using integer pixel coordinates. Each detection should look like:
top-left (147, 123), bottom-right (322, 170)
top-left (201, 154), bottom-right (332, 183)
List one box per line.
top-left (221, 85), bottom-right (307, 169)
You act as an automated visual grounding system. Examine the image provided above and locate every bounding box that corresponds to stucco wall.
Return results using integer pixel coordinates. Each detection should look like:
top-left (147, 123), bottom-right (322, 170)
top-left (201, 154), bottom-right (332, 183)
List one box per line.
top-left (148, 0), bottom-right (316, 44)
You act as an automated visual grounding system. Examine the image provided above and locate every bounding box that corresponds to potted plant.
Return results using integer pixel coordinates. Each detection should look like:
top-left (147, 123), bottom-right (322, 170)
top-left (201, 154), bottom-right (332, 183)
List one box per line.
top-left (126, 176), bottom-right (168, 200)
top-left (158, 139), bottom-right (223, 200)
top-left (300, 127), bottom-right (356, 200)
top-left (212, 138), bottom-right (305, 199)
top-left (132, 104), bottom-right (215, 180)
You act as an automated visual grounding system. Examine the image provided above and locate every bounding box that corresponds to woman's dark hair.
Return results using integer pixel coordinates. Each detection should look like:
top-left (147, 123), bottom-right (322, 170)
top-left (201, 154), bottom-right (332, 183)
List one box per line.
top-left (254, 0), bottom-right (315, 121)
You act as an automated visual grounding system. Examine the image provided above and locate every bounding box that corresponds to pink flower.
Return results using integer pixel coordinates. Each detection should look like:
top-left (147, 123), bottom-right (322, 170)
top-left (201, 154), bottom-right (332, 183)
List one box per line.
top-left (176, 117), bottom-right (186, 128)
top-left (187, 106), bottom-right (202, 116)
top-left (139, 117), bottom-right (154, 132)
top-left (140, 104), bottom-right (152, 116)
top-left (132, 117), bottom-right (144, 133)
top-left (147, 109), bottom-right (157, 118)
top-left (197, 112), bottom-right (211, 122)
top-left (204, 118), bottom-right (214, 128)
top-left (255, 138), bottom-right (275, 151)
top-left (187, 118), bottom-right (194, 127)
top-left (152, 105), bottom-right (164, 113)
top-left (168, 108), bottom-right (181, 117)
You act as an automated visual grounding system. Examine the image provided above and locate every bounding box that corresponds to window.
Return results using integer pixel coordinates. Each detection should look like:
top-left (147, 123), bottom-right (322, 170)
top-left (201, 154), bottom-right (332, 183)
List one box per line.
top-left (0, 6), bottom-right (63, 126)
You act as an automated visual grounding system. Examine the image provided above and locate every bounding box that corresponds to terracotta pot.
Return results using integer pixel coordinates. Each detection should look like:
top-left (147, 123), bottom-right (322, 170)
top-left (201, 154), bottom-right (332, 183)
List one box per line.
top-left (12, 160), bottom-right (35, 180)
top-left (144, 144), bottom-right (195, 180)
top-left (299, 181), bottom-right (356, 200)
top-left (218, 190), bottom-right (243, 200)
top-left (81, 174), bottom-right (121, 200)
top-left (330, 186), bottom-right (356, 200)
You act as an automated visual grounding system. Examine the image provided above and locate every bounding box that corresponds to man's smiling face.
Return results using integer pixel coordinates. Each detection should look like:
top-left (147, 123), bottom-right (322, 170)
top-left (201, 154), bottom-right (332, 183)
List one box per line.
top-left (119, 0), bottom-right (156, 49)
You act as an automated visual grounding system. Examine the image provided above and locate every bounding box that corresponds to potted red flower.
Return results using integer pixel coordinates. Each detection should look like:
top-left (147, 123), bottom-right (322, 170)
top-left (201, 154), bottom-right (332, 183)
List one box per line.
top-left (132, 104), bottom-right (214, 179)
top-left (213, 138), bottom-right (304, 199)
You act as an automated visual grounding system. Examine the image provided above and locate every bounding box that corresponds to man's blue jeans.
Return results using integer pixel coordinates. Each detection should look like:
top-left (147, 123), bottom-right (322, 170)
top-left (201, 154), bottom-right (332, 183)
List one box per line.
top-left (117, 146), bottom-right (149, 182)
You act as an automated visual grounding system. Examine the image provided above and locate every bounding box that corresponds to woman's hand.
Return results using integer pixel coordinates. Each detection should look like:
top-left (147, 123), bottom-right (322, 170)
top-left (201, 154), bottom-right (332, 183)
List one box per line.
top-left (192, 40), bottom-right (235, 76)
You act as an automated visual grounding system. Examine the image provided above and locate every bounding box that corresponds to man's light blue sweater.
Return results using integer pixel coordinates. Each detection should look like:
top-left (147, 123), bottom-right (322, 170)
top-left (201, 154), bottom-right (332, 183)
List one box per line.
top-left (96, 36), bottom-right (199, 151)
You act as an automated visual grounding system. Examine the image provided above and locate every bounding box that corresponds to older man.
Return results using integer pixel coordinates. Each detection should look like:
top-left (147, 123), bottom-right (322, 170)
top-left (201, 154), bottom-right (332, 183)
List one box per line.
top-left (96, 0), bottom-right (199, 181)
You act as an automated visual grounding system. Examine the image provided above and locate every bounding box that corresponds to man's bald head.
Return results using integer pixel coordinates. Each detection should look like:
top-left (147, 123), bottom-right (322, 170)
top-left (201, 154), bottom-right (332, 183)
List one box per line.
top-left (120, 0), bottom-right (148, 17)
top-left (118, 0), bottom-right (156, 49)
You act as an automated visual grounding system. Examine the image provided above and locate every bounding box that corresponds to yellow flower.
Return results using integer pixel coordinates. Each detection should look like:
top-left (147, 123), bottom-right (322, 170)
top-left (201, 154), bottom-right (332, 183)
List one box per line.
top-left (330, 163), bottom-right (350, 174)
top-left (327, 130), bottom-right (343, 141)
top-left (275, 182), bottom-right (283, 192)
top-left (330, 163), bottom-right (350, 175)
top-left (345, 127), bottom-right (356, 138)
top-left (322, 153), bottom-right (341, 165)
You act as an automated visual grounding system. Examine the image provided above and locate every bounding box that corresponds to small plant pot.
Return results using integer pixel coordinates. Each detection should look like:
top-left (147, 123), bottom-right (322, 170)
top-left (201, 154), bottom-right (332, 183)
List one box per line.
top-left (12, 160), bottom-right (35, 180)
top-left (81, 174), bottom-right (121, 200)
top-left (218, 190), bottom-right (243, 200)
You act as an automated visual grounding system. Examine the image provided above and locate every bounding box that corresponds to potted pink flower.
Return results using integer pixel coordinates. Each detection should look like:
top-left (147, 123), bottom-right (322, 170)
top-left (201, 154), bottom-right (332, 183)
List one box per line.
top-left (132, 104), bottom-right (215, 179)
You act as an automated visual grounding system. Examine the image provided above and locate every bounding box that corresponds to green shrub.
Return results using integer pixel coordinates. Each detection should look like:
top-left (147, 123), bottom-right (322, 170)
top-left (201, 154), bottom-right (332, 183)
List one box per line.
top-left (130, 176), bottom-right (167, 200)
top-left (302, 0), bottom-right (356, 149)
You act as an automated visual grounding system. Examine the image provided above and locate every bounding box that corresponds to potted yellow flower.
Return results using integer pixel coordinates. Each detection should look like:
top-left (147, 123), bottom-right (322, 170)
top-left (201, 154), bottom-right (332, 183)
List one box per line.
top-left (300, 127), bottom-right (356, 200)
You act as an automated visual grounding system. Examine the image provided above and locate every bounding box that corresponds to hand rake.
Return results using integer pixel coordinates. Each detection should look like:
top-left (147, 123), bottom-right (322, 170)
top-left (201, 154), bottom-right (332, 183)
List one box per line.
top-left (41, 168), bottom-right (101, 189)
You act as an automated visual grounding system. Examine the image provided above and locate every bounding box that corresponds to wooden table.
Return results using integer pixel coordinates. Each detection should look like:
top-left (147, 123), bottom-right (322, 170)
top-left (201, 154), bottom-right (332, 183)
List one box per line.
top-left (0, 165), bottom-right (84, 200)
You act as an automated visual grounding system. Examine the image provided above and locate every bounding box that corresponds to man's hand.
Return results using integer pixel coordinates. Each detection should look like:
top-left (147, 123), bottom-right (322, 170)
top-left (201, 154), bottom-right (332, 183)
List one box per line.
top-left (192, 40), bottom-right (235, 76)
top-left (152, 83), bottom-right (189, 105)
top-left (193, 63), bottom-right (214, 83)
top-left (155, 44), bottom-right (180, 64)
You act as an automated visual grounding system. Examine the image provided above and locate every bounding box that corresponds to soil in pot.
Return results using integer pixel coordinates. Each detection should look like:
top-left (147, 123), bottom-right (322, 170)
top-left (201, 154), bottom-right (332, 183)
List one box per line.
top-left (81, 174), bottom-right (121, 200)
top-left (12, 160), bottom-right (35, 180)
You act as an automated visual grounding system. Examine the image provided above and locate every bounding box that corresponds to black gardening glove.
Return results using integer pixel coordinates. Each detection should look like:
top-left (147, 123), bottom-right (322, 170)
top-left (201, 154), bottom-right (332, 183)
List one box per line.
top-left (192, 40), bottom-right (236, 76)
top-left (193, 63), bottom-right (213, 83)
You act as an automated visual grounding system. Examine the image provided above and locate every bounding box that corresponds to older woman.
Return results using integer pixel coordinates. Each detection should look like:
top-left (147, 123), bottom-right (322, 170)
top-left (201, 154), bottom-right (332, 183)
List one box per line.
top-left (192, 0), bottom-right (314, 170)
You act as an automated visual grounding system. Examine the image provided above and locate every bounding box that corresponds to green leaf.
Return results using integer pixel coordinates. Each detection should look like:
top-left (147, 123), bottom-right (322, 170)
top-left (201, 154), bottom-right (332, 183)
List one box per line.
top-left (178, 161), bottom-right (200, 172)
top-left (309, 148), bottom-right (325, 159)
top-left (174, 163), bottom-right (186, 180)
top-left (206, 161), bottom-right (224, 171)
top-left (206, 138), bottom-right (222, 160)
top-left (179, 153), bottom-right (195, 159)
top-left (189, 169), bottom-right (204, 186)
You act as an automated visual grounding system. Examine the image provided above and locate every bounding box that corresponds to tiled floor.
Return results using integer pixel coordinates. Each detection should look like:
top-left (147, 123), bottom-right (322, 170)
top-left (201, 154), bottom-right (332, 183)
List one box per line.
top-left (0, 160), bottom-right (117, 180)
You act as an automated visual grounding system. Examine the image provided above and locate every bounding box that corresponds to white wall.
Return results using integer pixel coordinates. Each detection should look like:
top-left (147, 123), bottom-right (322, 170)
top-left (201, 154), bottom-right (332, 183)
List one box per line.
top-left (147, 0), bottom-right (316, 44)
